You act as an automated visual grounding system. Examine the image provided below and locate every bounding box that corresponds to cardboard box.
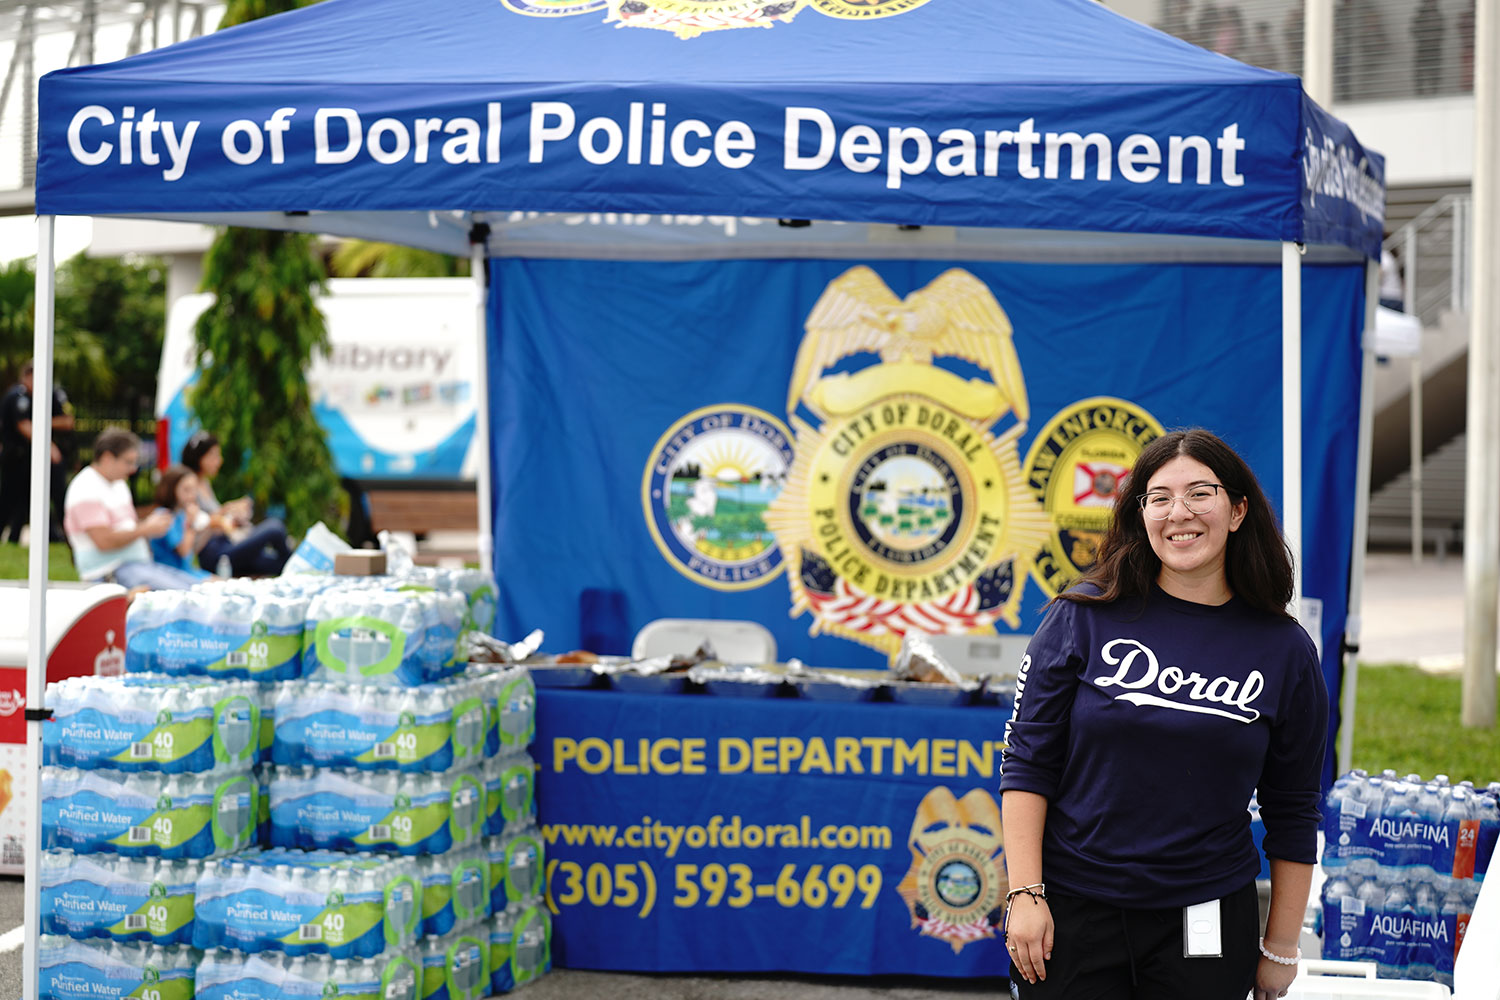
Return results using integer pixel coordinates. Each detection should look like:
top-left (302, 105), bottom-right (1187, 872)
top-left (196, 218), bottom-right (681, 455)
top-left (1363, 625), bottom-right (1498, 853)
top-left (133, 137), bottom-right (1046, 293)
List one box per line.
top-left (334, 550), bottom-right (388, 576)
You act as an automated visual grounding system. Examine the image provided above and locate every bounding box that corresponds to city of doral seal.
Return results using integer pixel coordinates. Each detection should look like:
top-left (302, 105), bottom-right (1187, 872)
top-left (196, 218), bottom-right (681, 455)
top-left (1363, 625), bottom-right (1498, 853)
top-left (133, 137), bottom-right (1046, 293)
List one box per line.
top-left (895, 786), bottom-right (1007, 954)
top-left (766, 267), bottom-right (1051, 657)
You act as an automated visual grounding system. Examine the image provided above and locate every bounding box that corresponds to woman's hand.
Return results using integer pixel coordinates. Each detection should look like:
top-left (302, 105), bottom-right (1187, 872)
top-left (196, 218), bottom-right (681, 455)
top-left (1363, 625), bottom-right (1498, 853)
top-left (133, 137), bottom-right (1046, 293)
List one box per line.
top-left (1253, 948), bottom-right (1299, 999)
top-left (1004, 894), bottom-right (1053, 985)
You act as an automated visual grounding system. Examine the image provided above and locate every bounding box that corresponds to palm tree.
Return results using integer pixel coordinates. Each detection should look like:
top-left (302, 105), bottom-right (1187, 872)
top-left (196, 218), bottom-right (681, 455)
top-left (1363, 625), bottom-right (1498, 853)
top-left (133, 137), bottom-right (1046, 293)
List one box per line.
top-left (329, 240), bottom-right (469, 278)
top-left (0, 257), bottom-right (115, 398)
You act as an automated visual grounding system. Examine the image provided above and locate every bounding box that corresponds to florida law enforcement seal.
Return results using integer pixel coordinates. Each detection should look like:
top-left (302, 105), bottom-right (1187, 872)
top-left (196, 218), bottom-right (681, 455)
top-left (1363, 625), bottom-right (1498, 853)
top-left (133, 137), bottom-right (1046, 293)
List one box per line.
top-left (895, 787), bottom-right (1006, 954)
top-left (766, 267), bottom-right (1051, 656)
top-left (1022, 396), bottom-right (1165, 598)
top-left (643, 404), bottom-right (795, 591)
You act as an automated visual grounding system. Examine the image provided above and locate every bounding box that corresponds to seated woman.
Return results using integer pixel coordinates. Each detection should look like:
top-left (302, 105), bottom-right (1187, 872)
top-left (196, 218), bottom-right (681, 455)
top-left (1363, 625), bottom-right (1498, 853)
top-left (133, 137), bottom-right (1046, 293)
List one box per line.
top-left (147, 464), bottom-right (215, 581)
top-left (181, 430), bottom-right (293, 576)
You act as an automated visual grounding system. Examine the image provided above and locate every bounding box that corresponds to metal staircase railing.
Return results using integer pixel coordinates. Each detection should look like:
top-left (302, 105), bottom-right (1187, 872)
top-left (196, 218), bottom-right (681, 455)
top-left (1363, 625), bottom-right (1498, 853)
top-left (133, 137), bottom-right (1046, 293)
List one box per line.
top-left (1384, 193), bottom-right (1472, 328)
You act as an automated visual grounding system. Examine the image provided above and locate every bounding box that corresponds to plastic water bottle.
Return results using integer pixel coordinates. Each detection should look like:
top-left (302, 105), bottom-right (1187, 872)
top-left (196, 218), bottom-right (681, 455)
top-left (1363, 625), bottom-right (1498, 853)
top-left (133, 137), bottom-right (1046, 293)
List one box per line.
top-left (1476, 785), bottom-right (1500, 878)
top-left (1381, 781), bottom-right (1421, 870)
top-left (1438, 787), bottom-right (1473, 879)
top-left (1436, 884), bottom-right (1466, 988)
top-left (1409, 876), bottom-right (1440, 982)
top-left (1355, 874), bottom-right (1387, 964)
top-left (1378, 872), bottom-right (1412, 979)
top-left (1417, 781), bottom-right (1448, 875)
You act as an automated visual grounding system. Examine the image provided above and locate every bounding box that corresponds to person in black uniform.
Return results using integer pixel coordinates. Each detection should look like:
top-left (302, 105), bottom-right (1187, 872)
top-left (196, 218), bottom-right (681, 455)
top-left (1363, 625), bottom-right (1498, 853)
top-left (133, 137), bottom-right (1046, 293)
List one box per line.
top-left (0, 360), bottom-right (76, 544)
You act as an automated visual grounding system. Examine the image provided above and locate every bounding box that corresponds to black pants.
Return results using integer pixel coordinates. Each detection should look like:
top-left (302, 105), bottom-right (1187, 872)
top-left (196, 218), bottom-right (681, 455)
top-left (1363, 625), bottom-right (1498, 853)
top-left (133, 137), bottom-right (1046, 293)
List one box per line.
top-left (1012, 881), bottom-right (1259, 1000)
top-left (0, 458), bottom-right (27, 543)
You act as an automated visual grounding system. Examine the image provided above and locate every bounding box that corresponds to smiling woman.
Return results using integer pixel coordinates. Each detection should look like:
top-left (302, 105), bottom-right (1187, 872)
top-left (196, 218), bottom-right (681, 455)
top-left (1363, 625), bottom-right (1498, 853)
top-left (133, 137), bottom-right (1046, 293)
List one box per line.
top-left (999, 428), bottom-right (1327, 1000)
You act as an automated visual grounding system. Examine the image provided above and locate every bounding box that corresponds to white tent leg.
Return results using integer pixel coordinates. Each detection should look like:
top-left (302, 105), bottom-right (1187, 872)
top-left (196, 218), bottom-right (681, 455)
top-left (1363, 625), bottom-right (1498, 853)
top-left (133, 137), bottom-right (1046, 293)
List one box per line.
top-left (1283, 241), bottom-right (1303, 615)
top-left (471, 221), bottom-right (494, 579)
top-left (1339, 259), bottom-right (1380, 776)
top-left (24, 214), bottom-right (56, 1000)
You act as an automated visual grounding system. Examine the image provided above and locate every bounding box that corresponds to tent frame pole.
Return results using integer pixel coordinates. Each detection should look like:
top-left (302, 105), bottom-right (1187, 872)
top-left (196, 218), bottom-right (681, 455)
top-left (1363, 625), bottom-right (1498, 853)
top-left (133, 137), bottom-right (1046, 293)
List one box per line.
top-left (1283, 241), bottom-right (1303, 615)
top-left (471, 220), bottom-right (494, 579)
top-left (24, 213), bottom-right (56, 1000)
top-left (1339, 259), bottom-right (1380, 776)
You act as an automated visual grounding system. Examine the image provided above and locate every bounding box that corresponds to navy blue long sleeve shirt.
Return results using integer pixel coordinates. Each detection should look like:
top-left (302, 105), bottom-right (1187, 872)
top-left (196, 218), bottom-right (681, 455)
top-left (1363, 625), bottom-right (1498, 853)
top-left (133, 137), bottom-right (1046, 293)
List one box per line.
top-left (999, 585), bottom-right (1328, 909)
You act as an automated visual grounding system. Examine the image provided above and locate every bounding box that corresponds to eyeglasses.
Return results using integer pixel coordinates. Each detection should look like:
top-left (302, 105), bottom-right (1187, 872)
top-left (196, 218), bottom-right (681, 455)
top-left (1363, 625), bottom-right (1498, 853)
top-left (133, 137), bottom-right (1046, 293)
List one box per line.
top-left (1139, 484), bottom-right (1226, 519)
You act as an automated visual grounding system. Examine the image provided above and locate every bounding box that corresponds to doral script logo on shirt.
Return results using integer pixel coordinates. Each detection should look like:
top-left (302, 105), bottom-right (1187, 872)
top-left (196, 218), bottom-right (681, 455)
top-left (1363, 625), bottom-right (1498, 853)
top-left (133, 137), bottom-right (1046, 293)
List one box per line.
top-left (1096, 638), bottom-right (1264, 724)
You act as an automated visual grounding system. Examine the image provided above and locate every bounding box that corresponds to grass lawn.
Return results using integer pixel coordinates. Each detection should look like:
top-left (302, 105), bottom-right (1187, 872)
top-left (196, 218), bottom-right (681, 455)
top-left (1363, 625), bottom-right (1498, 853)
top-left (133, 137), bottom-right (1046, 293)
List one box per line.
top-left (1350, 663), bottom-right (1500, 785)
top-left (0, 542), bottom-right (79, 582)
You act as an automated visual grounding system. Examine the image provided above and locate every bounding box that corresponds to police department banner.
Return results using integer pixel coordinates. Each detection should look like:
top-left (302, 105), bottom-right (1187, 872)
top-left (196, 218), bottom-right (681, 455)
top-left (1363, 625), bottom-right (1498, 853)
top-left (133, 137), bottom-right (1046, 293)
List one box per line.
top-left (491, 257), bottom-right (1362, 773)
top-left (36, 0), bottom-right (1383, 257)
top-left (536, 688), bottom-right (1015, 975)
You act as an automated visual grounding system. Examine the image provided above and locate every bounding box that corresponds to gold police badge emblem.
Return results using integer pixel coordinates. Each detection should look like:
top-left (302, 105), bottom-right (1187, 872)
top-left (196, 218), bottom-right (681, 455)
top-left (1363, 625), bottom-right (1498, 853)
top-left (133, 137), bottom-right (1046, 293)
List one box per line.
top-left (1022, 397), bottom-right (1165, 598)
top-left (895, 787), bottom-right (1007, 954)
top-left (501, 0), bottom-right (933, 39)
top-left (766, 267), bottom-right (1051, 657)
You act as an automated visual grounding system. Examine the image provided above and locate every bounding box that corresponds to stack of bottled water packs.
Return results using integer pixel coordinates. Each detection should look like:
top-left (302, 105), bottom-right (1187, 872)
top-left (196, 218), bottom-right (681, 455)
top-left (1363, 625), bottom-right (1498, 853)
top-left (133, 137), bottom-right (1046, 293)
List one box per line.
top-left (39, 672), bottom-right (263, 998)
top-left (43, 566), bottom-right (552, 999)
top-left (1320, 768), bottom-right (1499, 986)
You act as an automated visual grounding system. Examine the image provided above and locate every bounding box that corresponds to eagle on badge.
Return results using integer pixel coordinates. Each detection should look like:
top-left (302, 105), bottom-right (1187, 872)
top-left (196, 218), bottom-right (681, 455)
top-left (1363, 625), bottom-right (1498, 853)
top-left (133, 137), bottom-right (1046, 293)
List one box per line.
top-left (787, 267), bottom-right (1029, 427)
top-left (767, 266), bottom-right (1052, 656)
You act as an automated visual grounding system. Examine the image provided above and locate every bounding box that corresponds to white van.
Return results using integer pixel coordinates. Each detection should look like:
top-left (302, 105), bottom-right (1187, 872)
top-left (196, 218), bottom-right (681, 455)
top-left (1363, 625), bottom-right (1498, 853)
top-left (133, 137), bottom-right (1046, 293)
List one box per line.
top-left (157, 277), bottom-right (479, 481)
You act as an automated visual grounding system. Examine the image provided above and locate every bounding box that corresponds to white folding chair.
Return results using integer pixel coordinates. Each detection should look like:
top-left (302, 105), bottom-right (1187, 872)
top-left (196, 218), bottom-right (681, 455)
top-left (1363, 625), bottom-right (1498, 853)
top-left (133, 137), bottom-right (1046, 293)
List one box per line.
top-left (630, 618), bottom-right (776, 664)
top-left (1453, 871), bottom-right (1500, 1000)
top-left (1284, 960), bottom-right (1451, 1000)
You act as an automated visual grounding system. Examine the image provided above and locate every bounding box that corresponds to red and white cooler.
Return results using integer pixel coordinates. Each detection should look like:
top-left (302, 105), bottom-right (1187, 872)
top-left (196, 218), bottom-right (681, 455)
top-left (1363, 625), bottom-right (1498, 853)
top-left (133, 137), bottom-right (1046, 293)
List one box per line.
top-left (0, 581), bottom-right (127, 874)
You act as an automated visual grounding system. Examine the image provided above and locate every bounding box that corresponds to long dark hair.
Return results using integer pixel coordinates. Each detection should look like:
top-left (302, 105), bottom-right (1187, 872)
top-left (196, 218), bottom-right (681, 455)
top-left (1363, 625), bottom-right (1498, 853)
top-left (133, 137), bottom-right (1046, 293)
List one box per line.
top-left (1060, 428), bottom-right (1294, 619)
top-left (181, 430), bottom-right (219, 474)
top-left (154, 464), bottom-right (197, 511)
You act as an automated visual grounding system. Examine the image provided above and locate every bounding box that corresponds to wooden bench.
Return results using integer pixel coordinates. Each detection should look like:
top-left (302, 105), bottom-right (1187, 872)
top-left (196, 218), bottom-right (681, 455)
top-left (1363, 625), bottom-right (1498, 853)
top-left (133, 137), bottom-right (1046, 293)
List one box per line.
top-left (363, 489), bottom-right (477, 538)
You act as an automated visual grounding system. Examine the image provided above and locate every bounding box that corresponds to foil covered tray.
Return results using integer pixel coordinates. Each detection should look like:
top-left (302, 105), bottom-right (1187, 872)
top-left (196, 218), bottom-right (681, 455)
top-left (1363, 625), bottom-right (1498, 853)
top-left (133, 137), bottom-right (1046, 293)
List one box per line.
top-left (884, 679), bottom-right (977, 707)
top-left (688, 663), bottom-right (788, 698)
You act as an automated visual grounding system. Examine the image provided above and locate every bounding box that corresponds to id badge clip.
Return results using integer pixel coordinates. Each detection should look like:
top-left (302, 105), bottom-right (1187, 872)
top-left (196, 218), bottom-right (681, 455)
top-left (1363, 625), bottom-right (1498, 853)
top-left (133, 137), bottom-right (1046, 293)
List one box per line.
top-left (1183, 899), bottom-right (1222, 958)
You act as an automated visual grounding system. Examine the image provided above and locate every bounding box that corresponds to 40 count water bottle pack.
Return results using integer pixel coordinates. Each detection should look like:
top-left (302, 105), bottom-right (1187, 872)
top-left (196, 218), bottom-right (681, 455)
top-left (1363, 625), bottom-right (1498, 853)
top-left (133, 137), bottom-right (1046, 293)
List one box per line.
top-left (39, 571), bottom-right (551, 1000)
top-left (1320, 768), bottom-right (1499, 987)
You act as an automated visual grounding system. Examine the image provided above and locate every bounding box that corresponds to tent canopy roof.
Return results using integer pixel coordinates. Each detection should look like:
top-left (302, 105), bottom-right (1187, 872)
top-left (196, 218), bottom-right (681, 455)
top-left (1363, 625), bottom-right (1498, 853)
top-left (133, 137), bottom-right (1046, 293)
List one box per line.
top-left (36, 0), bottom-right (1385, 256)
top-left (62, 0), bottom-right (1279, 87)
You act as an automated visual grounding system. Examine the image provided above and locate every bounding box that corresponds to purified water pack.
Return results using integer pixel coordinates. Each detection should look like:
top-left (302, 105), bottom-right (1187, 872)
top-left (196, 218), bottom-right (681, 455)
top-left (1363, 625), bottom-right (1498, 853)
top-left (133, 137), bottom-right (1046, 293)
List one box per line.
top-left (42, 765), bottom-right (257, 858)
top-left (40, 850), bottom-right (201, 946)
top-left (195, 946), bottom-right (420, 1000)
top-left (268, 765), bottom-right (484, 856)
top-left (484, 825), bottom-right (544, 913)
top-left (193, 848), bottom-right (421, 959)
top-left (488, 903), bottom-right (551, 995)
top-left (419, 929), bottom-right (490, 1000)
top-left (38, 936), bottom-right (198, 1000)
top-left (417, 844), bottom-right (490, 939)
top-left (43, 675), bottom-right (261, 773)
top-left (483, 752), bottom-right (537, 836)
top-left (304, 589), bottom-right (468, 687)
top-left (273, 676), bottom-right (497, 774)
top-left (126, 590), bottom-right (308, 680)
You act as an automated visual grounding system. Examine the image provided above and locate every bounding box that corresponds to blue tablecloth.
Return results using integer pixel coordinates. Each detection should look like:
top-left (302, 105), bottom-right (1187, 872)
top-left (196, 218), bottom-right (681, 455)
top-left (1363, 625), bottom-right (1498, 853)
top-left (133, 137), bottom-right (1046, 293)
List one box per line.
top-left (535, 686), bottom-right (1013, 977)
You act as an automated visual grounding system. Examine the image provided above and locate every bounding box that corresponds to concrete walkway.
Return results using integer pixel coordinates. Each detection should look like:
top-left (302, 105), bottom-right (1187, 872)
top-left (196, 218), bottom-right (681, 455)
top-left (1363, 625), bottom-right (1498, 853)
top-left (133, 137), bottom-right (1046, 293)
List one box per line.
top-left (1356, 549), bottom-right (1485, 671)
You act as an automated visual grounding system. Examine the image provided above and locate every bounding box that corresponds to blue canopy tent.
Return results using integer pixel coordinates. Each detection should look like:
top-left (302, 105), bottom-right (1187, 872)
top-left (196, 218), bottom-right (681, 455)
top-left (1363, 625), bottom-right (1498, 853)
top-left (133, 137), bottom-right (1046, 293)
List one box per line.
top-left (26, 0), bottom-right (1385, 984)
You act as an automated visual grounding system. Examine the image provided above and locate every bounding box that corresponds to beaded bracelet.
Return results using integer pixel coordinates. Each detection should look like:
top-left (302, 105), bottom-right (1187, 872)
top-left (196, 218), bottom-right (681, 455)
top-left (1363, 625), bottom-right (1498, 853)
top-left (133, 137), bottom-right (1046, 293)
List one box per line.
top-left (1005, 883), bottom-right (1046, 906)
top-left (1258, 939), bottom-right (1300, 966)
